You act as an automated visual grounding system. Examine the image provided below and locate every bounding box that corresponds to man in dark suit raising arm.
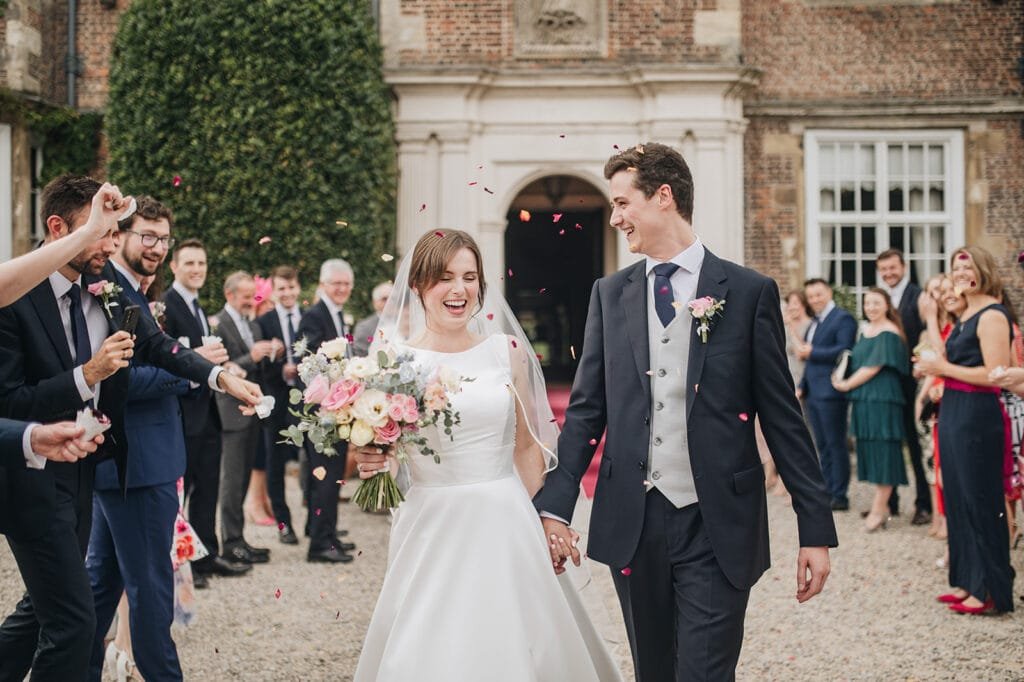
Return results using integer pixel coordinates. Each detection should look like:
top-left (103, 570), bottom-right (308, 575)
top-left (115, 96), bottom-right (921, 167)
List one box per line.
top-left (534, 144), bottom-right (837, 681)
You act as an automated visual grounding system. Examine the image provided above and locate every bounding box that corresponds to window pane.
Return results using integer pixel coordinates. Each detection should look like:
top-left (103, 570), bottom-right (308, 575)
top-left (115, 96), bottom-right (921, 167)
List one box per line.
top-left (861, 181), bottom-right (875, 211)
top-left (908, 181), bottom-right (924, 211)
top-left (841, 260), bottom-right (856, 285)
top-left (927, 145), bottom-right (943, 175)
top-left (859, 145), bottom-right (875, 176)
top-left (910, 224), bottom-right (926, 252)
top-left (840, 144), bottom-right (855, 174)
top-left (888, 144), bottom-right (903, 176)
top-left (820, 225), bottom-right (835, 254)
top-left (889, 225), bottom-right (905, 251)
top-left (820, 144), bottom-right (836, 178)
top-left (861, 261), bottom-right (877, 288)
top-left (841, 225), bottom-right (856, 253)
top-left (822, 258), bottom-right (836, 282)
top-left (908, 145), bottom-right (924, 175)
top-left (889, 183), bottom-right (904, 211)
top-left (928, 182), bottom-right (944, 211)
top-left (929, 225), bottom-right (945, 254)
top-left (909, 260), bottom-right (923, 285)
top-left (840, 182), bottom-right (856, 211)
top-left (820, 187), bottom-right (836, 212)
top-left (862, 225), bottom-right (876, 254)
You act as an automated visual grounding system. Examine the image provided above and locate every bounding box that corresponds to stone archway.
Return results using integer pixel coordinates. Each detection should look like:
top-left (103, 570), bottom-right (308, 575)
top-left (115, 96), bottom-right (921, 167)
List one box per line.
top-left (504, 174), bottom-right (607, 383)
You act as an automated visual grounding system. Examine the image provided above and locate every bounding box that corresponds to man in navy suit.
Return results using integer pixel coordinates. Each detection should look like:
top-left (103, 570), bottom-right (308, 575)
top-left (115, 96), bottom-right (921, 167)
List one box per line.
top-left (296, 259), bottom-right (357, 563)
top-left (85, 196), bottom-right (192, 681)
top-left (876, 249), bottom-right (931, 524)
top-left (797, 278), bottom-right (858, 510)
top-left (0, 175), bottom-right (262, 681)
top-left (533, 144), bottom-right (837, 680)
top-left (257, 266), bottom-right (304, 545)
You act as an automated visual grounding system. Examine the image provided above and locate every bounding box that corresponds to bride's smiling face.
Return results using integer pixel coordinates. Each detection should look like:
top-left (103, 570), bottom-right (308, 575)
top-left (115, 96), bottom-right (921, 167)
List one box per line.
top-left (418, 247), bottom-right (481, 332)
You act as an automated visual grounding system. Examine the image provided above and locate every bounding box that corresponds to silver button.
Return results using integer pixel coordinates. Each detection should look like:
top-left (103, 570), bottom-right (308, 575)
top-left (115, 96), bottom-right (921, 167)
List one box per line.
top-left (655, 402), bottom-right (664, 411)
top-left (653, 436), bottom-right (662, 446)
top-left (652, 471), bottom-right (662, 481)
top-left (657, 369), bottom-right (667, 377)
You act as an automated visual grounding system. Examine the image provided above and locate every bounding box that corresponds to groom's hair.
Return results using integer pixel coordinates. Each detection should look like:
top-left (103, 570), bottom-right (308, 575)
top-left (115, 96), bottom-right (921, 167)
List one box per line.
top-left (40, 174), bottom-right (101, 231)
top-left (603, 142), bottom-right (694, 223)
top-left (409, 229), bottom-right (487, 311)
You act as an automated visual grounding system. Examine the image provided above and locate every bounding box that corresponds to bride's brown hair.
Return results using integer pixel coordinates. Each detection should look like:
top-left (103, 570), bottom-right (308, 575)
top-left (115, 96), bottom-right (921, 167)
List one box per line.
top-left (408, 229), bottom-right (487, 310)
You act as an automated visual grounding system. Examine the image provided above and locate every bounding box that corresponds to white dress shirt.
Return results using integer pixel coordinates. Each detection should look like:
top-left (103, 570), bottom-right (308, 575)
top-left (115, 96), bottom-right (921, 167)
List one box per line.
top-left (172, 280), bottom-right (209, 336)
top-left (321, 296), bottom-right (346, 338)
top-left (49, 271), bottom-right (110, 406)
top-left (882, 272), bottom-right (910, 308)
top-left (644, 238), bottom-right (705, 351)
top-left (22, 424), bottom-right (45, 469)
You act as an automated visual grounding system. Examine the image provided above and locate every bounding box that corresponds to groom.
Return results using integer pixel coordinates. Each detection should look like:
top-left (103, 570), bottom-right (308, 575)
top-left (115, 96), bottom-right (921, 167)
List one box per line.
top-left (535, 143), bottom-right (838, 680)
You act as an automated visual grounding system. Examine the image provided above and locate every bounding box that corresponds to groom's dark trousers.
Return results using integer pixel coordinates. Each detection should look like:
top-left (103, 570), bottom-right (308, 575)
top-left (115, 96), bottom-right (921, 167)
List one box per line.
top-left (535, 251), bottom-right (837, 681)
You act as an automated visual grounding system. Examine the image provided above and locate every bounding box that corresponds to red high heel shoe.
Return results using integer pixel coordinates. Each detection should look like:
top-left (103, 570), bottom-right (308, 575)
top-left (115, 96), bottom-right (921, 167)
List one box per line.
top-left (936, 592), bottom-right (968, 604)
top-left (949, 598), bottom-right (995, 615)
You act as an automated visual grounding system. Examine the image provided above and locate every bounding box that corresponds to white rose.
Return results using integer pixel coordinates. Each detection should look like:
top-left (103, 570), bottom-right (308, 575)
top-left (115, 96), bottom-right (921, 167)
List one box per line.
top-left (346, 356), bottom-right (380, 380)
top-left (349, 420), bottom-right (375, 446)
top-left (320, 337), bottom-right (349, 360)
top-left (350, 388), bottom-right (389, 428)
top-left (337, 423), bottom-right (352, 440)
top-left (437, 366), bottom-right (462, 393)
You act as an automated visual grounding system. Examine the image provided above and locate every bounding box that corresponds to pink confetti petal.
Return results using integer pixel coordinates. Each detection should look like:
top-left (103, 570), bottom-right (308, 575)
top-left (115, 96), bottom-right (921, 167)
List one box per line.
top-left (274, 588), bottom-right (282, 599)
top-left (574, 223), bottom-right (583, 230)
top-left (957, 252), bottom-right (970, 260)
top-left (620, 567), bottom-right (632, 576)
top-left (468, 181), bottom-right (478, 186)
top-left (519, 209), bottom-right (531, 222)
top-left (486, 313), bottom-right (494, 320)
top-left (312, 466), bottom-right (327, 481)
top-left (539, 288), bottom-right (546, 294)
top-left (419, 203), bottom-right (427, 212)
top-left (278, 522), bottom-right (286, 531)
top-left (508, 268), bottom-right (514, 278)
top-left (258, 236), bottom-right (272, 245)
top-left (171, 343), bottom-right (180, 354)
top-left (434, 230), bottom-right (445, 238)
top-left (589, 438), bottom-right (598, 446)
top-left (559, 229), bottom-right (565, 235)
top-left (553, 213), bottom-right (563, 223)
top-left (172, 175), bottom-right (182, 187)
top-left (738, 413), bottom-right (749, 422)
top-left (314, 508), bottom-right (322, 516)
top-left (511, 339), bottom-right (518, 348)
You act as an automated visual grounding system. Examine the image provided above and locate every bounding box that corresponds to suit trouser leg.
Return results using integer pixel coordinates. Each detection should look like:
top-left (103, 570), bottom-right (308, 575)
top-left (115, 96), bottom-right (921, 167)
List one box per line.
top-left (220, 423), bottom-right (259, 547)
top-left (0, 468), bottom-right (96, 681)
top-left (263, 425), bottom-right (292, 527)
top-left (86, 495), bottom-right (125, 682)
top-left (90, 484), bottom-right (182, 682)
top-left (806, 399), bottom-right (849, 502)
top-left (306, 441), bottom-right (346, 553)
top-left (185, 424), bottom-right (221, 566)
top-left (612, 490), bottom-right (750, 682)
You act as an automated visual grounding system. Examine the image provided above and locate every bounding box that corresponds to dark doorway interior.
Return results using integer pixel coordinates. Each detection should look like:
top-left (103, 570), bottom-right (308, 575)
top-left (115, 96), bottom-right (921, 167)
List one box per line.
top-left (504, 208), bottom-right (604, 383)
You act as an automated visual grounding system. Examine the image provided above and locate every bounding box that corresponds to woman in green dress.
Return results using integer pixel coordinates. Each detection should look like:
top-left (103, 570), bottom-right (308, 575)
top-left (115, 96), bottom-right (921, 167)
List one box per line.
top-left (833, 287), bottom-right (910, 531)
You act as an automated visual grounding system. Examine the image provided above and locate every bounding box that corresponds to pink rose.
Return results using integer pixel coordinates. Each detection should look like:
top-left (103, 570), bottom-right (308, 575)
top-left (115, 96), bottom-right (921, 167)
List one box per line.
top-left (387, 393), bottom-right (420, 423)
top-left (322, 378), bottom-right (365, 411)
top-left (423, 382), bottom-right (448, 413)
top-left (87, 280), bottom-right (108, 297)
top-left (373, 418), bottom-right (402, 444)
top-left (303, 374), bottom-right (330, 404)
top-left (687, 296), bottom-right (714, 317)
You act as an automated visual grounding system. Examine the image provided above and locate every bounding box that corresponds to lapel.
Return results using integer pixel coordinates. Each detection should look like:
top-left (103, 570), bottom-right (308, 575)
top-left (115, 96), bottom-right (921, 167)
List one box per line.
top-left (686, 250), bottom-right (729, 420)
top-left (166, 288), bottom-right (203, 339)
top-left (217, 307), bottom-right (247, 351)
top-left (620, 262), bottom-right (651, 397)
top-left (27, 280), bottom-right (74, 371)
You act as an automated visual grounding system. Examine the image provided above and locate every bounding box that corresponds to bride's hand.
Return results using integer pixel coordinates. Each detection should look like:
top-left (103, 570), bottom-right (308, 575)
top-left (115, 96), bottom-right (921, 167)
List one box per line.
top-left (352, 445), bottom-right (391, 479)
top-left (541, 517), bottom-right (581, 575)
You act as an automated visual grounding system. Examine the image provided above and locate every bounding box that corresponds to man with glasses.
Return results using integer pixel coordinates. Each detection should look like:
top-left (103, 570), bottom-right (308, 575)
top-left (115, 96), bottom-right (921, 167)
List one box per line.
top-left (86, 196), bottom-right (192, 680)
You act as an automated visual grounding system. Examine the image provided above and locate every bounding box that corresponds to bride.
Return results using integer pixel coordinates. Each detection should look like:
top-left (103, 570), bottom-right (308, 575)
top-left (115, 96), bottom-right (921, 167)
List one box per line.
top-left (351, 229), bottom-right (622, 681)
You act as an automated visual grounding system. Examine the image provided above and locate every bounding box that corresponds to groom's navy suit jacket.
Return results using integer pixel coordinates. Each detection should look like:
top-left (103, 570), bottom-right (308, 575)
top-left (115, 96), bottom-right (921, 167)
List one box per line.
top-left (0, 264), bottom-right (215, 539)
top-left (534, 250), bottom-right (838, 590)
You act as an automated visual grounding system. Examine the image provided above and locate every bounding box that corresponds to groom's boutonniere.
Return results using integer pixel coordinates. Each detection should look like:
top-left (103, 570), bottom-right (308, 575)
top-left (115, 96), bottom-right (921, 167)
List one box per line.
top-left (687, 296), bottom-right (726, 343)
top-left (87, 279), bottom-right (123, 318)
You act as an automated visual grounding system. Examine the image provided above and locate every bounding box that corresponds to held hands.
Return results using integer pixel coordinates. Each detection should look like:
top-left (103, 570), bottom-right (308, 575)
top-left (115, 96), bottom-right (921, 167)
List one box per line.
top-left (82, 331), bottom-right (134, 385)
top-left (216, 372), bottom-right (263, 415)
top-left (30, 422), bottom-right (104, 463)
top-left (796, 546), bottom-right (831, 603)
top-left (352, 445), bottom-right (393, 478)
top-left (194, 341), bottom-right (229, 365)
top-left (541, 517), bottom-right (581, 575)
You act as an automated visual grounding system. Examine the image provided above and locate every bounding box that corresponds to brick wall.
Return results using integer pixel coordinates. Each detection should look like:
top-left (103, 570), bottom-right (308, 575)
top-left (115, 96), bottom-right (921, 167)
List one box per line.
top-left (975, 119), bottom-right (1024, 312)
top-left (39, 0), bottom-right (68, 105)
top-left (75, 0), bottom-right (125, 110)
top-left (744, 1), bottom-right (1024, 101)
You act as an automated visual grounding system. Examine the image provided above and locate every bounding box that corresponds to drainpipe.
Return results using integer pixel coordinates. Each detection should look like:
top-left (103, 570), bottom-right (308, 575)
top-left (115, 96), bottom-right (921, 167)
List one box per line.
top-left (66, 0), bottom-right (78, 107)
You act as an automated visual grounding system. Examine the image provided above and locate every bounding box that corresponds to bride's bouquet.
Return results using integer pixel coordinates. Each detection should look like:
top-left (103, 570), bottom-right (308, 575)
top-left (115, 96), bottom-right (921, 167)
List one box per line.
top-left (281, 336), bottom-right (466, 512)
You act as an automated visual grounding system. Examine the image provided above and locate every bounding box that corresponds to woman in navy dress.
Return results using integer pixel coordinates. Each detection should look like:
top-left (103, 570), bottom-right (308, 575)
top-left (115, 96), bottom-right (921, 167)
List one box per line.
top-left (916, 246), bottom-right (1014, 614)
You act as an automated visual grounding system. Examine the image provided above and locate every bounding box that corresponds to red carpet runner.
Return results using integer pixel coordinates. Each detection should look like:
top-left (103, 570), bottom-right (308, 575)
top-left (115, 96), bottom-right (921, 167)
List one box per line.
top-left (546, 385), bottom-right (604, 498)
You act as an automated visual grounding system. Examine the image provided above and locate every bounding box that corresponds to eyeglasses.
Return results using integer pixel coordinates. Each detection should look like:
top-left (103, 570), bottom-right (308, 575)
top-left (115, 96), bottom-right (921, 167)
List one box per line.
top-left (125, 230), bottom-right (175, 249)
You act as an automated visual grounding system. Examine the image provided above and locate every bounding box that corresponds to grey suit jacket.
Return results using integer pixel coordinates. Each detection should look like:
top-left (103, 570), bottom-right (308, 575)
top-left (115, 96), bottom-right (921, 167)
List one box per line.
top-left (213, 308), bottom-right (264, 432)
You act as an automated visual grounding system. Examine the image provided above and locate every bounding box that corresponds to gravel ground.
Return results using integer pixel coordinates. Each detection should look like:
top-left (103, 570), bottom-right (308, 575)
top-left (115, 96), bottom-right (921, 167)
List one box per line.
top-left (2, 471), bottom-right (1022, 681)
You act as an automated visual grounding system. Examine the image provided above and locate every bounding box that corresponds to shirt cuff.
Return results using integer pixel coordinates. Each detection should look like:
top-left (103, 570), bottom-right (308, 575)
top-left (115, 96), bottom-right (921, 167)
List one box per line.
top-left (539, 511), bottom-right (569, 525)
top-left (74, 366), bottom-right (95, 403)
top-left (22, 424), bottom-right (46, 470)
top-left (208, 366), bottom-right (224, 392)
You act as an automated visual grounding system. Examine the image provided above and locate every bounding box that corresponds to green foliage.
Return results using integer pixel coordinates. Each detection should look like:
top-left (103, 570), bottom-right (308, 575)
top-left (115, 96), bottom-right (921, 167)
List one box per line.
top-left (106, 0), bottom-right (396, 314)
top-left (833, 284), bottom-right (859, 317)
top-left (0, 88), bottom-right (104, 183)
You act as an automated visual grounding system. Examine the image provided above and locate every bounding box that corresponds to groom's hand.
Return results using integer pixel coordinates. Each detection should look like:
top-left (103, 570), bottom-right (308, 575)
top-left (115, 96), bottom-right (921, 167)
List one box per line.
top-left (541, 517), bottom-right (580, 575)
top-left (796, 546), bottom-right (830, 603)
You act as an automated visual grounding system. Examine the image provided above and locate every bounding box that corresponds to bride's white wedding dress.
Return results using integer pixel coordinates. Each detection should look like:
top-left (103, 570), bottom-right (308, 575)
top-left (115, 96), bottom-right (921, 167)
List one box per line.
top-left (354, 334), bottom-right (621, 681)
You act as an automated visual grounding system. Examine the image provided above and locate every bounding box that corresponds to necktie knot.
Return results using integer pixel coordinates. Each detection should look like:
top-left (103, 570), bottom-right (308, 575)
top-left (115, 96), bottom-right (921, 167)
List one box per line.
top-left (652, 262), bottom-right (680, 279)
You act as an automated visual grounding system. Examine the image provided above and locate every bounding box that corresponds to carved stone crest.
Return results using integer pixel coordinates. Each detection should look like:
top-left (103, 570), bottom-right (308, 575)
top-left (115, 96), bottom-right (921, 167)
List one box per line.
top-left (514, 0), bottom-right (606, 58)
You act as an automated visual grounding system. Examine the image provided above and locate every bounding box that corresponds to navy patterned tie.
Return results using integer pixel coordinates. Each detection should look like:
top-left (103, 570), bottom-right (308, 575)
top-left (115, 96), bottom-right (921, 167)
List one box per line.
top-left (67, 283), bottom-right (92, 365)
top-left (652, 263), bottom-right (680, 328)
top-left (192, 298), bottom-right (208, 336)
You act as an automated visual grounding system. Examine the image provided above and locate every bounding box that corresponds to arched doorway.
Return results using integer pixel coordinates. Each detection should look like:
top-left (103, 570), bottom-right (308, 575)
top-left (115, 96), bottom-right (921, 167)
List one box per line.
top-left (504, 175), bottom-right (608, 384)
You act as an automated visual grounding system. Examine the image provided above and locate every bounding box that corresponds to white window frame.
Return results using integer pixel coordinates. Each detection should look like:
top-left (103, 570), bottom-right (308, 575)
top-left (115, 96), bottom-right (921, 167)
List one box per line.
top-left (804, 129), bottom-right (965, 307)
top-left (0, 124), bottom-right (11, 261)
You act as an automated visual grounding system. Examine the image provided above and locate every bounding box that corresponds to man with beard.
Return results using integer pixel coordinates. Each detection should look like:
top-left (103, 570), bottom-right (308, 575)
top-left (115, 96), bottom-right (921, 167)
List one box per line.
top-left (85, 196), bottom-right (199, 681)
top-left (0, 175), bottom-right (262, 680)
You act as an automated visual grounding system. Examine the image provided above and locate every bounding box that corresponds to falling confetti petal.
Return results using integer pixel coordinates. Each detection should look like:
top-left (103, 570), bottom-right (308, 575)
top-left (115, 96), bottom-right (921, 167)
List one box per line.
top-left (659, 285), bottom-right (669, 295)
top-left (312, 466), bottom-right (327, 481)
top-left (337, 479), bottom-right (345, 485)
top-left (671, 301), bottom-right (683, 309)
top-left (519, 209), bottom-right (531, 222)
top-left (336, 611), bottom-right (340, 620)
top-left (336, 220), bottom-right (348, 227)
top-left (278, 522), bottom-right (286, 531)
top-left (570, 345), bottom-right (576, 360)
top-left (559, 133), bottom-right (566, 138)
top-left (620, 567), bottom-right (632, 576)
top-left (589, 438), bottom-right (598, 446)
top-left (539, 288), bottom-right (546, 294)
top-left (171, 343), bottom-right (180, 355)
top-left (957, 252), bottom-right (970, 260)
top-left (381, 253), bottom-right (394, 262)
top-left (486, 313), bottom-right (494, 320)
top-left (274, 588), bottom-right (282, 599)
top-left (511, 339), bottom-right (518, 348)
top-left (258, 236), bottom-right (272, 245)
top-left (613, 144), bottom-right (620, 150)
top-left (536, 354), bottom-right (543, 361)
top-left (468, 181), bottom-right (478, 186)
top-left (574, 223), bottom-right (583, 230)
top-left (484, 187), bottom-right (495, 194)
top-left (553, 213), bottom-right (563, 223)
top-left (315, 508), bottom-right (322, 516)
top-left (434, 230), bottom-right (445, 238)
top-left (508, 268), bottom-right (514, 278)
top-left (738, 413), bottom-right (749, 422)
top-left (172, 175), bottom-right (182, 187)
top-left (1018, 250), bottom-right (1024, 264)
top-left (419, 203), bottom-right (427, 212)
top-left (694, 383), bottom-right (700, 393)
top-left (559, 229), bottom-right (566, 235)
